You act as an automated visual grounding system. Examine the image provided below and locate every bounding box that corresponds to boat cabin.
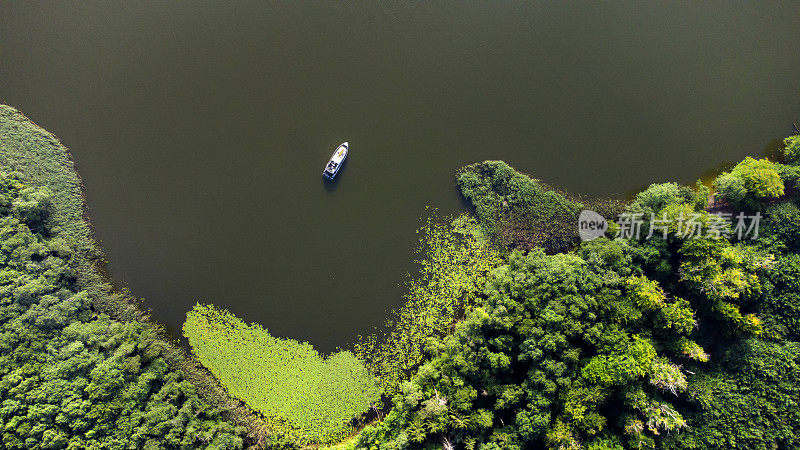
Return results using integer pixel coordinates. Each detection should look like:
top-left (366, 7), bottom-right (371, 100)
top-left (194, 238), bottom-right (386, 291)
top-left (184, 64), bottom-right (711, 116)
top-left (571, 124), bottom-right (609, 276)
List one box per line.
top-left (322, 142), bottom-right (348, 180)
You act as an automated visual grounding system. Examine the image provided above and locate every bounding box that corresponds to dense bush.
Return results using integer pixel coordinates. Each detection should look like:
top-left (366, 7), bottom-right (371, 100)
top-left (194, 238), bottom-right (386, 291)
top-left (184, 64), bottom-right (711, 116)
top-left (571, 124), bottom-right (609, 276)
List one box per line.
top-left (783, 135), bottom-right (800, 165)
top-left (620, 183), bottom-right (769, 337)
top-left (628, 182), bottom-right (708, 216)
top-left (0, 172), bottom-right (244, 449)
top-left (713, 157), bottom-right (784, 211)
top-left (758, 201), bottom-right (800, 253)
top-left (660, 338), bottom-right (800, 449)
top-left (753, 200), bottom-right (800, 341)
top-left (184, 304), bottom-right (381, 445)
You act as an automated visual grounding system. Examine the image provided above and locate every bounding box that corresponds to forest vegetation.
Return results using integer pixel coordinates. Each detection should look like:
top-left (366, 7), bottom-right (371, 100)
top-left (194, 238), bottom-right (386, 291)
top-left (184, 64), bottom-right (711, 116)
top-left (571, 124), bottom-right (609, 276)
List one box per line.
top-left (0, 170), bottom-right (244, 448)
top-left (0, 106), bottom-right (260, 448)
top-left (351, 135), bottom-right (800, 449)
top-left (2, 102), bottom-right (800, 449)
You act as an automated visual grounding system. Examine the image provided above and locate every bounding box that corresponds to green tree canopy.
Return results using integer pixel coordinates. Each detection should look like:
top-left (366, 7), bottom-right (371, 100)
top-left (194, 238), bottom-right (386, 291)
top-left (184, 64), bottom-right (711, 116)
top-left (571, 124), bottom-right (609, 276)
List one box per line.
top-left (714, 157), bottom-right (784, 211)
top-left (782, 135), bottom-right (800, 165)
top-left (0, 172), bottom-right (244, 449)
top-left (356, 243), bottom-right (704, 449)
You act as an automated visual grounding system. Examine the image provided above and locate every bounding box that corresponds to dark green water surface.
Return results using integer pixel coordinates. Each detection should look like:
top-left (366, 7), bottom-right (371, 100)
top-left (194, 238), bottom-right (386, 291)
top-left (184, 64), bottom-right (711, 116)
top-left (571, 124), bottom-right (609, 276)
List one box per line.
top-left (2, 2), bottom-right (798, 351)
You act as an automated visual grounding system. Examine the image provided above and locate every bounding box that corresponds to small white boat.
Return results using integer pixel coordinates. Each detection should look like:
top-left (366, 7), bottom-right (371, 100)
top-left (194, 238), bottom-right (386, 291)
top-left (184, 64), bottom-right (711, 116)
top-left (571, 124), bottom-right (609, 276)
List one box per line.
top-left (322, 142), bottom-right (348, 180)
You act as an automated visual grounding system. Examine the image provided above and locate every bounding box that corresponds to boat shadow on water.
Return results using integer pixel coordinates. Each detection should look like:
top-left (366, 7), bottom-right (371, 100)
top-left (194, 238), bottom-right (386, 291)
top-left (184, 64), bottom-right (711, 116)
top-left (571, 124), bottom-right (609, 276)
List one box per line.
top-left (322, 157), bottom-right (348, 193)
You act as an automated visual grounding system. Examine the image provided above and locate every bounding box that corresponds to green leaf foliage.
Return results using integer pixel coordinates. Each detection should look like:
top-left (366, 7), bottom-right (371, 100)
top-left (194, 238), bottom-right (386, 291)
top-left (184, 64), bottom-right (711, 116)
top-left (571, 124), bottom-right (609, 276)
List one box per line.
top-left (183, 304), bottom-right (381, 444)
top-left (782, 135), bottom-right (800, 165)
top-left (355, 242), bottom-right (702, 449)
top-left (628, 182), bottom-right (707, 216)
top-left (713, 157), bottom-right (784, 211)
top-left (760, 253), bottom-right (800, 339)
top-left (758, 201), bottom-right (800, 253)
top-left (660, 338), bottom-right (800, 450)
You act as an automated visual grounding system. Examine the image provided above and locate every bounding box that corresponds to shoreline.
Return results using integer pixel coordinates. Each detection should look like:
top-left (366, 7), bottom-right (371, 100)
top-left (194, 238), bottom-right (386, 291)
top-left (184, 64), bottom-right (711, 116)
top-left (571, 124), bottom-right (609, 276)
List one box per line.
top-left (0, 104), bottom-right (271, 448)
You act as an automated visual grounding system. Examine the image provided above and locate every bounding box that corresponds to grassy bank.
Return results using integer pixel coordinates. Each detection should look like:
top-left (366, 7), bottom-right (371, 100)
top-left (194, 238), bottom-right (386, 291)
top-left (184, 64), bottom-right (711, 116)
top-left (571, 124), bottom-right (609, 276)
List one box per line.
top-left (0, 105), bottom-right (271, 447)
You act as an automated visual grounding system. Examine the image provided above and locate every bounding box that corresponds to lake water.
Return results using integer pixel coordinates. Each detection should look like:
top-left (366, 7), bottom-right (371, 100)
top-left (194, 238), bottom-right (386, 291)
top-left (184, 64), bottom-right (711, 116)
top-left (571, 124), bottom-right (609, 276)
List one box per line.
top-left (2, 2), bottom-right (798, 352)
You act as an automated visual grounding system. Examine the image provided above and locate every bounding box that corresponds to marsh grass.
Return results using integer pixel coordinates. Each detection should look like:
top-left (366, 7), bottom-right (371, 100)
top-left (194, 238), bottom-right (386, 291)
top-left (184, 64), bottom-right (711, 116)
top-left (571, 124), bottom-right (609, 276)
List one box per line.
top-left (354, 212), bottom-right (504, 395)
top-left (456, 160), bottom-right (625, 253)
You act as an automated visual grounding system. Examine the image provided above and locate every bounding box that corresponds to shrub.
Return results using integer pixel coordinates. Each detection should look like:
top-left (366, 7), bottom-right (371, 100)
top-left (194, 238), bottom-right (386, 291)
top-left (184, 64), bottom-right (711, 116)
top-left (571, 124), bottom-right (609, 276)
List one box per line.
top-left (783, 135), bottom-right (800, 165)
top-left (629, 182), bottom-right (707, 214)
top-left (661, 339), bottom-right (800, 450)
top-left (761, 254), bottom-right (800, 339)
top-left (714, 157), bottom-right (784, 210)
top-left (632, 182), bottom-right (692, 212)
top-left (759, 201), bottom-right (800, 253)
